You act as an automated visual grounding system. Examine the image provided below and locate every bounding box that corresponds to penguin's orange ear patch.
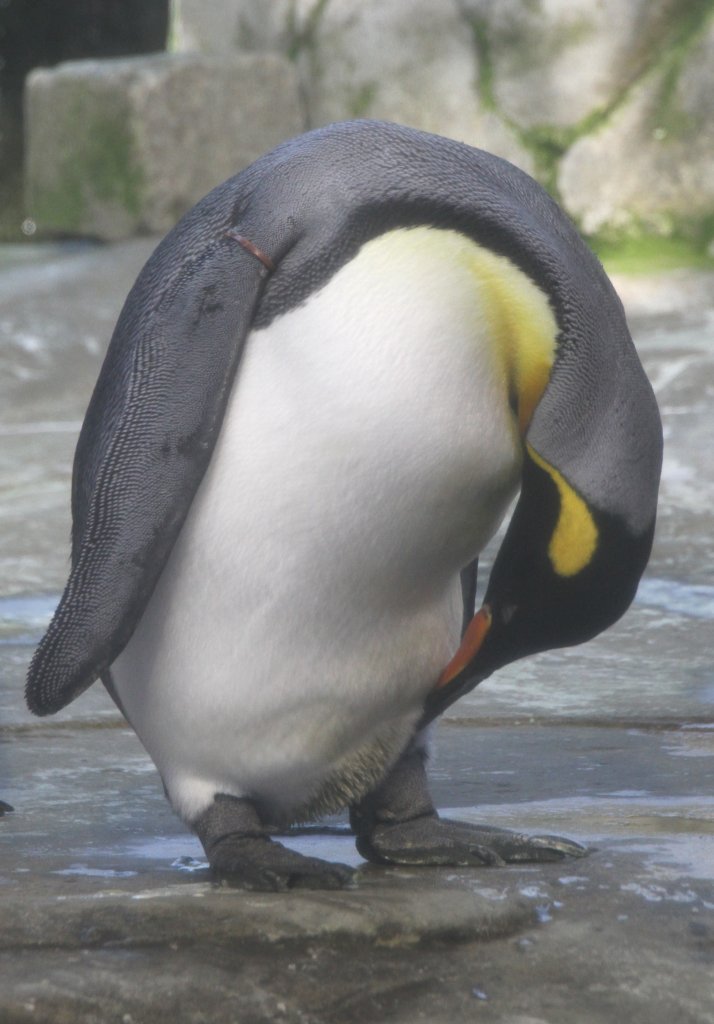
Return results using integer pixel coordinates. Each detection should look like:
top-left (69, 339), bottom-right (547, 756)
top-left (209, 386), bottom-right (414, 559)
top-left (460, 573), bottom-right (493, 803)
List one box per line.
top-left (527, 445), bottom-right (599, 576)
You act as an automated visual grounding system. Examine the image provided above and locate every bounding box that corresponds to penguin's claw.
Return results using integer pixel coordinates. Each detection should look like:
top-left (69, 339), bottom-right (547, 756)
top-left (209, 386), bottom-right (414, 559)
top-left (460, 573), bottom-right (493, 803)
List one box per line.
top-left (356, 815), bottom-right (587, 867)
top-left (209, 835), bottom-right (354, 891)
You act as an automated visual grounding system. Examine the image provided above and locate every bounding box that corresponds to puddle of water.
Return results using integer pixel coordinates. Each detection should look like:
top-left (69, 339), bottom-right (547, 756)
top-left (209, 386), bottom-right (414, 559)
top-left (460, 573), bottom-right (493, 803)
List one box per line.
top-left (97, 831), bottom-right (367, 873)
top-left (518, 884), bottom-right (549, 900)
top-left (101, 835), bottom-right (204, 865)
top-left (52, 864), bottom-right (138, 879)
top-left (171, 856), bottom-right (209, 873)
top-left (445, 796), bottom-right (714, 843)
top-left (619, 881), bottom-right (702, 904)
top-left (662, 732), bottom-right (714, 758)
top-left (636, 578), bottom-right (714, 620)
top-left (606, 790), bottom-right (651, 798)
top-left (0, 594), bottom-right (58, 644)
top-left (621, 836), bottom-right (714, 884)
top-left (281, 832), bottom-right (366, 869)
top-left (0, 421), bottom-right (82, 436)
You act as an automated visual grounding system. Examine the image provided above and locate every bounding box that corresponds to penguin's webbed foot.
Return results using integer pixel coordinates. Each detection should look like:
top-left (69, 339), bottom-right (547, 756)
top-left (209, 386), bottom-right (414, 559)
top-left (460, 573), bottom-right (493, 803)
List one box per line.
top-left (193, 793), bottom-right (354, 891)
top-left (355, 813), bottom-right (587, 867)
top-left (350, 743), bottom-right (586, 868)
top-left (210, 834), bottom-right (354, 891)
top-left (0, 799), bottom-right (13, 815)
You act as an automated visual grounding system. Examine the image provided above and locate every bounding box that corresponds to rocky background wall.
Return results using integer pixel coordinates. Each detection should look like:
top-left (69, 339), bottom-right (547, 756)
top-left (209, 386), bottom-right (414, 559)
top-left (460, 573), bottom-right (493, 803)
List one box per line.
top-left (15, 0), bottom-right (714, 255)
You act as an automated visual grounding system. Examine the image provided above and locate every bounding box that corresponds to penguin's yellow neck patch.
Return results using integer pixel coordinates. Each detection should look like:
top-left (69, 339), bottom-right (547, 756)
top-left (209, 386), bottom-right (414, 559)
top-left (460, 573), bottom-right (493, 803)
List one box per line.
top-left (365, 227), bottom-right (558, 433)
top-left (452, 236), bottom-right (558, 433)
top-left (527, 444), bottom-right (599, 576)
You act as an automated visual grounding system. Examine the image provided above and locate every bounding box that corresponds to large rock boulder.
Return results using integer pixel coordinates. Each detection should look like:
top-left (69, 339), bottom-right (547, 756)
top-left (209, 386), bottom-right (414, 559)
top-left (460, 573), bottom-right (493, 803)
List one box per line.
top-left (174, 0), bottom-right (534, 173)
top-left (456, 0), bottom-right (683, 130)
top-left (289, 0), bottom-right (533, 172)
top-left (25, 52), bottom-right (302, 240)
top-left (559, 19), bottom-right (714, 239)
top-left (174, 0), bottom-right (295, 54)
top-left (22, 0), bottom-right (714, 246)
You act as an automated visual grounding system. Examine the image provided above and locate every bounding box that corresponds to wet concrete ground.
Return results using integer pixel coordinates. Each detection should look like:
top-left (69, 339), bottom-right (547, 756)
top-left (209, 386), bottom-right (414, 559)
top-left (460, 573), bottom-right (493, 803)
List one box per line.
top-left (0, 242), bottom-right (713, 1022)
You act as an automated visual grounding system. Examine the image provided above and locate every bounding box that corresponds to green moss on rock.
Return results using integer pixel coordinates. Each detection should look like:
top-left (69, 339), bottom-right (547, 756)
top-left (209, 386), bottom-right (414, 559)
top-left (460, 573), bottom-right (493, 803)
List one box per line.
top-left (32, 102), bottom-right (145, 236)
top-left (348, 81), bottom-right (378, 118)
top-left (591, 214), bottom-right (714, 273)
top-left (467, 15), bottom-right (497, 114)
top-left (84, 113), bottom-right (145, 215)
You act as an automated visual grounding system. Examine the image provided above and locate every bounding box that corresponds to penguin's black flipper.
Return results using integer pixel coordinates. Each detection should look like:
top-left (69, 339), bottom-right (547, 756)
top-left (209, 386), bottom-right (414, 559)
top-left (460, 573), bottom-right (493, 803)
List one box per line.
top-left (26, 224), bottom-right (272, 716)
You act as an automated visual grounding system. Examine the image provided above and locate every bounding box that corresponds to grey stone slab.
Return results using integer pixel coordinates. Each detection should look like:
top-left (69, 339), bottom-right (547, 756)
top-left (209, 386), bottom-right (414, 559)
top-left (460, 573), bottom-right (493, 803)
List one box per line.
top-left (3, 852), bottom-right (713, 1024)
top-left (1, 720), bottom-right (713, 1023)
top-left (25, 53), bottom-right (303, 240)
top-left (0, 878), bottom-right (534, 952)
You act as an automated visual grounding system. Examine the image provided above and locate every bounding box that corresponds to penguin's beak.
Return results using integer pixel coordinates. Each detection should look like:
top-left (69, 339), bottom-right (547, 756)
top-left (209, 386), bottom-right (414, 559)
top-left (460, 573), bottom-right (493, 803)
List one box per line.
top-left (437, 604), bottom-right (493, 688)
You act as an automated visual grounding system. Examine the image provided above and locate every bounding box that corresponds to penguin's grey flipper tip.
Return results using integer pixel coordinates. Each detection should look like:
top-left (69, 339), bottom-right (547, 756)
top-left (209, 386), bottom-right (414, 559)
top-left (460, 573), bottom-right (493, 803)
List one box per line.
top-left (25, 618), bottom-right (99, 717)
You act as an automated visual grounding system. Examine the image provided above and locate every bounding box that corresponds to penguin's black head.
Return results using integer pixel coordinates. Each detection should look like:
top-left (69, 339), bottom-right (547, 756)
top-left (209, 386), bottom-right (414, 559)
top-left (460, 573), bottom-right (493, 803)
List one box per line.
top-left (428, 441), bottom-right (659, 718)
top-left (483, 445), bottom-right (655, 662)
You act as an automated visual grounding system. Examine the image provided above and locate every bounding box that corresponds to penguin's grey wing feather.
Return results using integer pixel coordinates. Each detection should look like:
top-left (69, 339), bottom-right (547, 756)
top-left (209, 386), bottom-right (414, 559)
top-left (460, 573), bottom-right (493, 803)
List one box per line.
top-left (26, 225), bottom-right (271, 715)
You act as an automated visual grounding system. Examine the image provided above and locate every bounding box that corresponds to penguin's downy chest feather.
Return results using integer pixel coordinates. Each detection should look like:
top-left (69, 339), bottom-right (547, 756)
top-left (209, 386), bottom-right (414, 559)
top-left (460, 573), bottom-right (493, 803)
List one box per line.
top-left (111, 227), bottom-right (559, 821)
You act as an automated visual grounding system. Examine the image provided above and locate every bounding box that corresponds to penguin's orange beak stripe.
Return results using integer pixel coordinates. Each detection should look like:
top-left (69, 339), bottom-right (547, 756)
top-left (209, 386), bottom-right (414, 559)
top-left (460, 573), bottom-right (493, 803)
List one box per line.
top-left (437, 605), bottom-right (493, 688)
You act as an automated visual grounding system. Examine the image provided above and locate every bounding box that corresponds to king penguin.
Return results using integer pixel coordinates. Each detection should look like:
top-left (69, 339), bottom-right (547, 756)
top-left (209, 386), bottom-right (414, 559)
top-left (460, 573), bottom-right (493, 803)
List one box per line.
top-left (26, 121), bottom-right (662, 890)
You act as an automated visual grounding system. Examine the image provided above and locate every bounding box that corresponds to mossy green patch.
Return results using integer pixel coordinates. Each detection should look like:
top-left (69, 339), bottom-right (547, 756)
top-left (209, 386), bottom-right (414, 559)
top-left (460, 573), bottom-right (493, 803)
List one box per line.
top-left (287, 0), bottom-right (332, 62)
top-left (83, 114), bottom-right (144, 215)
top-left (592, 234), bottom-right (714, 275)
top-left (32, 161), bottom-right (87, 233)
top-left (650, 0), bottom-right (714, 138)
top-left (464, 11), bottom-right (631, 197)
top-left (468, 15), bottom-right (497, 114)
top-left (347, 82), bottom-right (378, 119)
top-left (31, 100), bottom-right (145, 237)
top-left (517, 125), bottom-right (572, 196)
top-left (464, 0), bottom-right (714, 213)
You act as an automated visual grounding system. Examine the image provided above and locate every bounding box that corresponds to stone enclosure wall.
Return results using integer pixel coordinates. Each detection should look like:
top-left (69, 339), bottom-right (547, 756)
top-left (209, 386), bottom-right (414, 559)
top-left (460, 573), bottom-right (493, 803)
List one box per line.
top-left (25, 0), bottom-right (714, 250)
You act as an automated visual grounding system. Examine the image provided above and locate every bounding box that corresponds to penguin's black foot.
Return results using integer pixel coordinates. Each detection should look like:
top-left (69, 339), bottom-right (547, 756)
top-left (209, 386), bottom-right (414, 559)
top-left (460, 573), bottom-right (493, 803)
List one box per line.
top-left (209, 834), bottom-right (354, 891)
top-left (0, 800), bottom-right (13, 815)
top-left (192, 793), bottom-right (353, 891)
top-left (350, 742), bottom-right (586, 868)
top-left (355, 813), bottom-right (587, 867)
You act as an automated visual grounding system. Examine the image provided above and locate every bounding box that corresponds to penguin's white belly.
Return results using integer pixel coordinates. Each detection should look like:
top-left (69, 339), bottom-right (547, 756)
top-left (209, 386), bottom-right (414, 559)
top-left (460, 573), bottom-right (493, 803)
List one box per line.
top-left (111, 228), bottom-right (522, 823)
